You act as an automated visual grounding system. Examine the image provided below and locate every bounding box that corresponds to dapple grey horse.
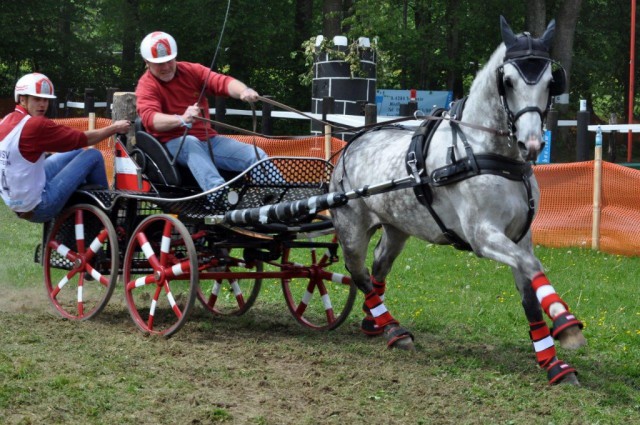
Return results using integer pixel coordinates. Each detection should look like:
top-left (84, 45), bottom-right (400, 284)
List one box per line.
top-left (329, 16), bottom-right (586, 385)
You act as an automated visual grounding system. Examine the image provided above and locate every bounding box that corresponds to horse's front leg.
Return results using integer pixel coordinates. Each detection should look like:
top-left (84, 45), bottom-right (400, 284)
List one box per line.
top-left (514, 270), bottom-right (581, 385)
top-left (473, 231), bottom-right (585, 384)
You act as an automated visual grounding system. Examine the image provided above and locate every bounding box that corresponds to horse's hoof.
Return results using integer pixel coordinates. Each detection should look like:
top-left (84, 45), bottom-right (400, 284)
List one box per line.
top-left (557, 325), bottom-right (587, 350)
top-left (392, 337), bottom-right (416, 351)
top-left (384, 326), bottom-right (415, 351)
top-left (557, 372), bottom-right (580, 386)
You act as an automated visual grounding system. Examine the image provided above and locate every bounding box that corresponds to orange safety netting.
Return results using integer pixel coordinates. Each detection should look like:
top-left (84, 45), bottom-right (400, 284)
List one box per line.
top-left (532, 161), bottom-right (640, 257)
top-left (52, 117), bottom-right (116, 184)
top-left (53, 119), bottom-right (640, 257)
top-left (230, 135), bottom-right (346, 163)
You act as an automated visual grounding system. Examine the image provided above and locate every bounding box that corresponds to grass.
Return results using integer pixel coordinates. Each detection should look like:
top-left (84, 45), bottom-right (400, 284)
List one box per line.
top-left (1, 201), bottom-right (639, 424)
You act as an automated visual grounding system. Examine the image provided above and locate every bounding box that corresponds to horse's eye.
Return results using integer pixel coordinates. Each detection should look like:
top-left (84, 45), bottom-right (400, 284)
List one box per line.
top-left (505, 78), bottom-right (514, 89)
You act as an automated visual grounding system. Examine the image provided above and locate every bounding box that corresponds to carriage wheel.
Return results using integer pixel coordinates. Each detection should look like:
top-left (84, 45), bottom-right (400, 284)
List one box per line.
top-left (43, 204), bottom-right (119, 320)
top-left (196, 256), bottom-right (262, 316)
top-left (123, 214), bottom-right (198, 337)
top-left (281, 236), bottom-right (356, 330)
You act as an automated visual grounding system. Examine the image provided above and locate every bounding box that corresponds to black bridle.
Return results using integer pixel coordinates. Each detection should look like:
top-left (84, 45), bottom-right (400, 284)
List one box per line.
top-left (496, 52), bottom-right (567, 137)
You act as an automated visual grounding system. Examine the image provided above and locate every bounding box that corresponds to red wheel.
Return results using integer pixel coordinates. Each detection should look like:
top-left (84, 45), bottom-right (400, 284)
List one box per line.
top-left (197, 254), bottom-right (262, 316)
top-left (43, 204), bottom-right (118, 320)
top-left (281, 236), bottom-right (356, 330)
top-left (123, 214), bottom-right (198, 336)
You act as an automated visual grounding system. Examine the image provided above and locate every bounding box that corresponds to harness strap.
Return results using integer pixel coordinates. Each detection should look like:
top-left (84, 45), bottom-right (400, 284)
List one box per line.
top-left (405, 99), bottom-right (535, 251)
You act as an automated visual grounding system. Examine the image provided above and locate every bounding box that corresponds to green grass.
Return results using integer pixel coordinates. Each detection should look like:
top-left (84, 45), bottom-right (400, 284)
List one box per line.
top-left (1, 201), bottom-right (639, 424)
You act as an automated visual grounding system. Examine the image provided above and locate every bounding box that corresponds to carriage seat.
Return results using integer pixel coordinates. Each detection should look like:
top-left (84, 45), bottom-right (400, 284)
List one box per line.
top-left (133, 118), bottom-right (244, 189)
top-left (133, 118), bottom-right (196, 187)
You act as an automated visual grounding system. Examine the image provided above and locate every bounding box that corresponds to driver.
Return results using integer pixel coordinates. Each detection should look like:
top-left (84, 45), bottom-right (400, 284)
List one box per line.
top-left (135, 31), bottom-right (269, 204)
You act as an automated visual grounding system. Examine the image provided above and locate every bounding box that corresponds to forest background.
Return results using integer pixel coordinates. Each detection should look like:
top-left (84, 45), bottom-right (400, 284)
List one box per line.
top-left (0, 0), bottom-right (637, 142)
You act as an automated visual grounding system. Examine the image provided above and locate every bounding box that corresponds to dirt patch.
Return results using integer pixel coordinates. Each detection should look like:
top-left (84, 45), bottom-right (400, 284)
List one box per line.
top-left (0, 287), bottom-right (525, 425)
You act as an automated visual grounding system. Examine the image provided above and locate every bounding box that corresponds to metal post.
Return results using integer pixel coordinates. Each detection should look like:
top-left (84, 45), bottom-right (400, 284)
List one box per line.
top-left (364, 103), bottom-right (377, 126)
top-left (84, 88), bottom-right (95, 114)
top-left (214, 96), bottom-right (226, 133)
top-left (608, 113), bottom-right (618, 162)
top-left (261, 95), bottom-right (273, 136)
top-left (106, 87), bottom-right (119, 119)
top-left (576, 99), bottom-right (590, 161)
top-left (546, 107), bottom-right (558, 161)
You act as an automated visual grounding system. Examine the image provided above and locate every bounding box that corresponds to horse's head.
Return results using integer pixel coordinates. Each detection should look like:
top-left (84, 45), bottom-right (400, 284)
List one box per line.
top-left (497, 16), bottom-right (566, 161)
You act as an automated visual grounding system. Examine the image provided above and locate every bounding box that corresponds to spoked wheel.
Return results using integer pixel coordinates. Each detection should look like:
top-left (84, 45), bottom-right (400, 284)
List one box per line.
top-left (196, 253), bottom-right (262, 316)
top-left (43, 204), bottom-right (119, 320)
top-left (123, 214), bottom-right (198, 337)
top-left (281, 235), bottom-right (356, 330)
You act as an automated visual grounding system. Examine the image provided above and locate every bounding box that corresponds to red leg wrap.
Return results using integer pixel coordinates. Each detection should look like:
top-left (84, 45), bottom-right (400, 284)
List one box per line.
top-left (529, 321), bottom-right (556, 368)
top-left (531, 272), bottom-right (568, 318)
top-left (551, 311), bottom-right (584, 339)
top-left (361, 278), bottom-right (389, 336)
top-left (371, 276), bottom-right (386, 297)
top-left (546, 360), bottom-right (577, 385)
top-left (364, 291), bottom-right (398, 328)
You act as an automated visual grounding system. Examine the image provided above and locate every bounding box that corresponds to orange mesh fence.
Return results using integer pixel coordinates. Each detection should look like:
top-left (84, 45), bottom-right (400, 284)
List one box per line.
top-left (51, 119), bottom-right (640, 257)
top-left (52, 117), bottom-right (116, 186)
top-left (229, 135), bottom-right (346, 164)
top-left (532, 161), bottom-right (640, 257)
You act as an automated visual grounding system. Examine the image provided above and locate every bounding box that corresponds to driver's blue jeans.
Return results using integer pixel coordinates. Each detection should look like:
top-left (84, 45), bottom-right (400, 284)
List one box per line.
top-left (29, 149), bottom-right (108, 223)
top-left (165, 135), bottom-right (268, 191)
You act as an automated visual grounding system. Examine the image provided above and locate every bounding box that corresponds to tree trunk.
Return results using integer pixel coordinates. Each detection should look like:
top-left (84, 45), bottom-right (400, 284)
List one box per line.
top-left (121, 0), bottom-right (140, 92)
top-left (445, 0), bottom-right (463, 99)
top-left (526, 0), bottom-right (547, 36)
top-left (323, 0), bottom-right (343, 38)
top-left (294, 0), bottom-right (313, 47)
top-left (552, 0), bottom-right (583, 91)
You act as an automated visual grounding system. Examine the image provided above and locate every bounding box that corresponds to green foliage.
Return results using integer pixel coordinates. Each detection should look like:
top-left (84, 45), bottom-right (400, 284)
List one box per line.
top-left (0, 0), bottom-right (636, 125)
top-left (295, 36), bottom-right (383, 86)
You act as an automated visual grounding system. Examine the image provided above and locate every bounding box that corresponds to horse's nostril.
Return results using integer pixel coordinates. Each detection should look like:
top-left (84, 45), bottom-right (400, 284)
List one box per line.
top-left (517, 141), bottom-right (528, 152)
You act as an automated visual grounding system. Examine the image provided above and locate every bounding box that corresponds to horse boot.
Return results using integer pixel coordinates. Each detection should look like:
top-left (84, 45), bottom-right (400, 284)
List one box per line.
top-left (363, 289), bottom-right (415, 350)
top-left (529, 320), bottom-right (579, 385)
top-left (360, 277), bottom-right (386, 336)
top-left (531, 272), bottom-right (586, 350)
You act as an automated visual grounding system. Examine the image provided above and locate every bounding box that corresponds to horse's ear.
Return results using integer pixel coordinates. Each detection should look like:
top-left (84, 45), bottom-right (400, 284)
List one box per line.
top-left (540, 19), bottom-right (556, 49)
top-left (500, 15), bottom-right (517, 48)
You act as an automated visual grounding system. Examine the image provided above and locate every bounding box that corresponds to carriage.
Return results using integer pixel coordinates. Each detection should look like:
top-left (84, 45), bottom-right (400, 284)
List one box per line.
top-left (38, 127), bottom-right (357, 337)
top-left (34, 16), bottom-right (587, 385)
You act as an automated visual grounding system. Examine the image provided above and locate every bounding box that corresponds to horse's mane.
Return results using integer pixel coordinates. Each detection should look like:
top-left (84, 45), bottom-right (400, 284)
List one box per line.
top-left (468, 43), bottom-right (507, 103)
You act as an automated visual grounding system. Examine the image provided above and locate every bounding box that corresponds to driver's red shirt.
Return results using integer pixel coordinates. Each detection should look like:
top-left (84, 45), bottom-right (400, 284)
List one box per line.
top-left (0, 105), bottom-right (88, 162)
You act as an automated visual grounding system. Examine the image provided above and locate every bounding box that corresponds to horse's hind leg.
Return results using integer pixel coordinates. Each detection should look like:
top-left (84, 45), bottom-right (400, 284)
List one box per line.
top-left (360, 227), bottom-right (410, 335)
top-left (364, 226), bottom-right (414, 350)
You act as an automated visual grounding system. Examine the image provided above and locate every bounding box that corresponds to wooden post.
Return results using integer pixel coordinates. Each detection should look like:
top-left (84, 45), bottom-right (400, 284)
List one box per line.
top-left (85, 88), bottom-right (96, 130)
top-left (322, 97), bottom-right (335, 160)
top-left (592, 126), bottom-right (603, 250)
top-left (112, 92), bottom-right (137, 149)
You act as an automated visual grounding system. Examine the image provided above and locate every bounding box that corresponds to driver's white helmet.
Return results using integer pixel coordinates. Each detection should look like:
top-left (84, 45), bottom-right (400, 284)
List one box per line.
top-left (14, 73), bottom-right (56, 103)
top-left (140, 31), bottom-right (178, 63)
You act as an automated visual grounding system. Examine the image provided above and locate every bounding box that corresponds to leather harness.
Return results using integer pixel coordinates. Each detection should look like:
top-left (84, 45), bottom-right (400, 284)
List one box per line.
top-left (405, 98), bottom-right (536, 251)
